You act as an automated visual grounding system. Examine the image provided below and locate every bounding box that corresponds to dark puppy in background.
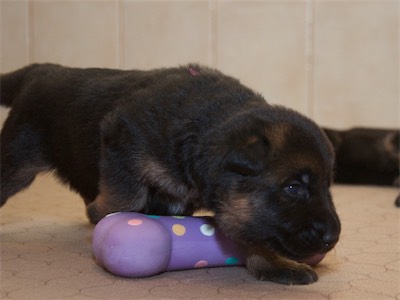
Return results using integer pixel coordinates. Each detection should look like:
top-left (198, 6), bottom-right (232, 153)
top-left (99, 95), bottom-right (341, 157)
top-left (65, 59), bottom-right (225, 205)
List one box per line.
top-left (324, 128), bottom-right (400, 206)
top-left (1, 63), bottom-right (341, 285)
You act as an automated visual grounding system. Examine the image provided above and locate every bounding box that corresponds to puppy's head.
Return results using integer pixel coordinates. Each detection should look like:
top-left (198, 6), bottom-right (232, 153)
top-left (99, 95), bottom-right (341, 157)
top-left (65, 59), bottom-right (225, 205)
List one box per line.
top-left (209, 106), bottom-right (340, 261)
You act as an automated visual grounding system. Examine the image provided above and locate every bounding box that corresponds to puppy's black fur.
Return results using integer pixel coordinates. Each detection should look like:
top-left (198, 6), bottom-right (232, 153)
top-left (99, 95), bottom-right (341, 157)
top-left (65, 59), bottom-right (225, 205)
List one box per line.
top-left (324, 128), bottom-right (400, 206)
top-left (1, 63), bottom-right (340, 285)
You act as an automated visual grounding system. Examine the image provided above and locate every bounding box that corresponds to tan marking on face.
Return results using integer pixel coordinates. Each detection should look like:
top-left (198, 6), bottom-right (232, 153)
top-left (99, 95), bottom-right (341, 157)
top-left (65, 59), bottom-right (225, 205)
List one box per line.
top-left (263, 123), bottom-right (290, 150)
top-left (215, 195), bottom-right (256, 242)
top-left (221, 196), bottom-right (253, 225)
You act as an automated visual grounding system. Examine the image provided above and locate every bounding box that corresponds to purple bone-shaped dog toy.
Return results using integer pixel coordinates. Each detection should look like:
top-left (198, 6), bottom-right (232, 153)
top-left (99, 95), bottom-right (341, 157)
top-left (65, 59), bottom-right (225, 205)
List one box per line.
top-left (92, 212), bottom-right (325, 278)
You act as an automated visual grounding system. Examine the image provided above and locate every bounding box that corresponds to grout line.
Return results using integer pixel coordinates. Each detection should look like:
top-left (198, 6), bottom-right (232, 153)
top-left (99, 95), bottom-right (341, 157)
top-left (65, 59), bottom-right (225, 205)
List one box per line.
top-left (398, 0), bottom-right (400, 127)
top-left (117, 0), bottom-right (125, 69)
top-left (115, 0), bottom-right (119, 68)
top-left (305, 0), bottom-right (315, 119)
top-left (209, 0), bottom-right (218, 68)
top-left (27, 0), bottom-right (34, 64)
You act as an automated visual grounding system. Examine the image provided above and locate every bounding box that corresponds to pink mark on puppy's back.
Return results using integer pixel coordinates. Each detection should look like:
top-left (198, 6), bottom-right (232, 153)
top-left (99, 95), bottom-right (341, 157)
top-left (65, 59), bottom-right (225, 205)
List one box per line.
top-left (189, 67), bottom-right (200, 76)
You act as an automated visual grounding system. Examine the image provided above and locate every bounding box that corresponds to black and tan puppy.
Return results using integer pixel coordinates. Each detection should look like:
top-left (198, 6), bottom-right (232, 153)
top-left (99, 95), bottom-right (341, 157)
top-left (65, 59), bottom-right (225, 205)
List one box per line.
top-left (324, 128), bottom-right (400, 206)
top-left (1, 63), bottom-right (340, 285)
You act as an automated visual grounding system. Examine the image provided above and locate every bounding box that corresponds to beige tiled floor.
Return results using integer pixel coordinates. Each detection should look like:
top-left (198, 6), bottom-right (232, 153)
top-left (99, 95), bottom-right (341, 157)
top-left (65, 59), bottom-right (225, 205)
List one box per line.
top-left (1, 174), bottom-right (399, 299)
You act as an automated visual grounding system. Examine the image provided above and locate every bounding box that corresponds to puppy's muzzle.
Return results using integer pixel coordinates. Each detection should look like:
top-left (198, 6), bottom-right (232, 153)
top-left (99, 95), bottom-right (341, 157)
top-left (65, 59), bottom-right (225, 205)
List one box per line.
top-left (310, 210), bottom-right (341, 254)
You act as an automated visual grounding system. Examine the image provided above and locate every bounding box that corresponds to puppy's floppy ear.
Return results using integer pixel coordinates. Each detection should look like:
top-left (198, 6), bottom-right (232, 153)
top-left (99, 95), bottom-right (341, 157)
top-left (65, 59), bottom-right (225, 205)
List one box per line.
top-left (223, 133), bottom-right (269, 176)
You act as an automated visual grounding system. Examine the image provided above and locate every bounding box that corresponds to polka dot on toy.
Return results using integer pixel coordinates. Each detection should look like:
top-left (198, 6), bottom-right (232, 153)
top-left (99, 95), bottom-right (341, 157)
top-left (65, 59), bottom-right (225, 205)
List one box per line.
top-left (172, 224), bottom-right (186, 236)
top-left (146, 215), bottom-right (160, 218)
top-left (225, 257), bottom-right (239, 265)
top-left (128, 219), bottom-right (143, 226)
top-left (200, 224), bottom-right (215, 236)
top-left (194, 260), bottom-right (208, 268)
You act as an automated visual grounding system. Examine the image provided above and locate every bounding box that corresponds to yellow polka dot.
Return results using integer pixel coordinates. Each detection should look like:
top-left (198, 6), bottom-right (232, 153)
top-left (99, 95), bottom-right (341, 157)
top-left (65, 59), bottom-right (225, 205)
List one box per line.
top-left (172, 224), bottom-right (186, 236)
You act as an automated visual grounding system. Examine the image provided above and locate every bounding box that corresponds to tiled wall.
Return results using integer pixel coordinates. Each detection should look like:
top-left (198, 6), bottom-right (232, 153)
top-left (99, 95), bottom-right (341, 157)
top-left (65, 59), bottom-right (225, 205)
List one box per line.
top-left (1, 0), bottom-right (399, 129)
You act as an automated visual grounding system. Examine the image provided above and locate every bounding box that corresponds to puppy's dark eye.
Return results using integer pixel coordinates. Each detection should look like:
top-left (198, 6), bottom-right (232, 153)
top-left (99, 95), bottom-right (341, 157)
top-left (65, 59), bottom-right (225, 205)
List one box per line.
top-left (284, 182), bottom-right (306, 198)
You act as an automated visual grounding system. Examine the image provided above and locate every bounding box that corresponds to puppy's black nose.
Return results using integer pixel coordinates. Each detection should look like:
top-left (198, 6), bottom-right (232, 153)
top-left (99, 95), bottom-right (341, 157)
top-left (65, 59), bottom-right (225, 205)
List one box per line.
top-left (322, 233), bottom-right (339, 249)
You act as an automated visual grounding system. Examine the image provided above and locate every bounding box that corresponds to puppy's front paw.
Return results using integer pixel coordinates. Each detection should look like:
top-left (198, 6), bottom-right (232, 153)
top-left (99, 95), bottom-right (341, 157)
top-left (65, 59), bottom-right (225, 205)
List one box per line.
top-left (86, 202), bottom-right (105, 224)
top-left (249, 260), bottom-right (317, 285)
top-left (245, 248), bottom-right (318, 285)
top-left (86, 192), bottom-right (114, 224)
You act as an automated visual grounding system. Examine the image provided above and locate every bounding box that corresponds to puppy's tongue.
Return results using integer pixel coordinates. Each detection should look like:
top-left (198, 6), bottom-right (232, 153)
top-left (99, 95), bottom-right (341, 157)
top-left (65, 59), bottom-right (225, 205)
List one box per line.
top-left (297, 253), bottom-right (326, 266)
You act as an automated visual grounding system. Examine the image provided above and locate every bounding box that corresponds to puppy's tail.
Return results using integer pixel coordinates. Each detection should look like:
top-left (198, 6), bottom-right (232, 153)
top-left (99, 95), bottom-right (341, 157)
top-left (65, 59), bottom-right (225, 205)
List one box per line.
top-left (0, 64), bottom-right (40, 107)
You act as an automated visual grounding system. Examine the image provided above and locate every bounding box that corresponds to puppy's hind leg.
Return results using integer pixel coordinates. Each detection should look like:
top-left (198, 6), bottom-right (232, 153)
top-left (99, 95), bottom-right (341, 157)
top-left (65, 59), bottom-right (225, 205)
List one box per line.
top-left (1, 123), bottom-right (50, 206)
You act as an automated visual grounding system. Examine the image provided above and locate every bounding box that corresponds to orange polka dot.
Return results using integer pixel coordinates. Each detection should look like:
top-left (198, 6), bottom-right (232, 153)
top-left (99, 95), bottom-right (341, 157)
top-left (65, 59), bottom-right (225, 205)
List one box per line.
top-left (172, 224), bottom-right (186, 236)
top-left (128, 219), bottom-right (143, 226)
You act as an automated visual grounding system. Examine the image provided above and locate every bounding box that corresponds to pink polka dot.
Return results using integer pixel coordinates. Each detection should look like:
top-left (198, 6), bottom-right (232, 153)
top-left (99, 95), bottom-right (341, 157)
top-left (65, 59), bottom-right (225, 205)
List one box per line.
top-left (128, 219), bottom-right (143, 226)
top-left (194, 260), bottom-right (208, 268)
